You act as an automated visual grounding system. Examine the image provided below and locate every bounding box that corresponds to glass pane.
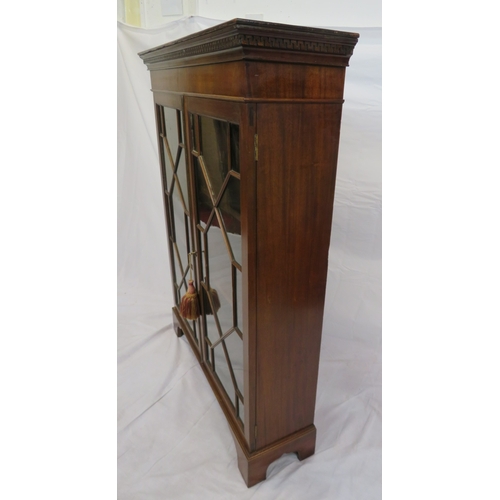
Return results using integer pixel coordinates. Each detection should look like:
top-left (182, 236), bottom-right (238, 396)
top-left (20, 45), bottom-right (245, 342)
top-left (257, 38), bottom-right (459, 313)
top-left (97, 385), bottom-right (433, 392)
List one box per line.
top-left (203, 287), bottom-right (222, 348)
top-left (194, 156), bottom-right (211, 230)
top-left (230, 123), bottom-right (240, 173)
top-left (219, 176), bottom-right (240, 234)
top-left (205, 218), bottom-right (238, 401)
top-left (164, 107), bottom-right (180, 156)
top-left (171, 244), bottom-right (183, 303)
top-left (162, 138), bottom-right (174, 191)
top-left (213, 342), bottom-right (234, 405)
top-left (171, 194), bottom-right (189, 299)
top-left (239, 398), bottom-right (244, 426)
top-left (189, 113), bottom-right (196, 153)
top-left (210, 316), bottom-right (243, 412)
top-left (200, 116), bottom-right (230, 199)
top-left (172, 177), bottom-right (188, 214)
top-left (218, 176), bottom-right (241, 265)
top-left (176, 147), bottom-right (188, 213)
top-left (224, 329), bottom-right (243, 395)
top-left (175, 109), bottom-right (183, 144)
top-left (162, 107), bottom-right (179, 190)
top-left (191, 318), bottom-right (198, 342)
top-left (203, 227), bottom-right (233, 337)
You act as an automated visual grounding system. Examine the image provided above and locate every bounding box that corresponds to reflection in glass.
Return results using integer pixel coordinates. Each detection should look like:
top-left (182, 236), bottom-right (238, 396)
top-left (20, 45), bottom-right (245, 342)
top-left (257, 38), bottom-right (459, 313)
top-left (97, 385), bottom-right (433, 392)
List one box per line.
top-left (200, 116), bottom-right (229, 198)
top-left (196, 117), bottom-right (241, 237)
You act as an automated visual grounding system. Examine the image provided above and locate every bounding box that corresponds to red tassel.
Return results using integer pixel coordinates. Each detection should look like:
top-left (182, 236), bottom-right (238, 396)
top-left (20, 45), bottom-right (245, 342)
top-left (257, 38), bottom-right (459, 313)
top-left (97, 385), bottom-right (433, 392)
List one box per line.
top-left (180, 280), bottom-right (200, 320)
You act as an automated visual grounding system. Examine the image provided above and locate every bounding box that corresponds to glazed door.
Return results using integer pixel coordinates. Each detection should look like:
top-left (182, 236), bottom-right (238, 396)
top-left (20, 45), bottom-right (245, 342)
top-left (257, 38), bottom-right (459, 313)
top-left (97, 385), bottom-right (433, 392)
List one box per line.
top-left (185, 97), bottom-right (256, 446)
top-left (155, 97), bottom-right (202, 352)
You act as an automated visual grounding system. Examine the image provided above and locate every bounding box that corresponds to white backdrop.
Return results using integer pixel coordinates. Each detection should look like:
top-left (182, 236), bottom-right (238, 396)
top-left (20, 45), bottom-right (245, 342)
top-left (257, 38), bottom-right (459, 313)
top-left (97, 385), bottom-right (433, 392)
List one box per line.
top-left (118, 0), bottom-right (381, 29)
top-left (118, 17), bottom-right (381, 499)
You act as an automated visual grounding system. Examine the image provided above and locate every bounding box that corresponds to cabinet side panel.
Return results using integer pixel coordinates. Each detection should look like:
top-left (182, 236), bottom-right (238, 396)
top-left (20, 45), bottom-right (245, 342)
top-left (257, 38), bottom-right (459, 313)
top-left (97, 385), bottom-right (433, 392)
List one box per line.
top-left (255, 103), bottom-right (342, 448)
top-left (239, 104), bottom-right (258, 450)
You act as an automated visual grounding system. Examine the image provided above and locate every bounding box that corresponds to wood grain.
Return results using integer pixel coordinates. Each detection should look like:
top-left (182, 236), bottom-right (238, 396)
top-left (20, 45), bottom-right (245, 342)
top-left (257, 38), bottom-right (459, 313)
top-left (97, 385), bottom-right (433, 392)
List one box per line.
top-left (254, 102), bottom-right (343, 447)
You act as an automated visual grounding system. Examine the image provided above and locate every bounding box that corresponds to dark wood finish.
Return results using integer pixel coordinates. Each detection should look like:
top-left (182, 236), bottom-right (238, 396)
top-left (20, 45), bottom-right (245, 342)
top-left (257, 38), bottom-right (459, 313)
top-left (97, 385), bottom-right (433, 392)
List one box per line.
top-left (139, 18), bottom-right (358, 71)
top-left (238, 103), bottom-right (258, 450)
top-left (150, 62), bottom-right (347, 100)
top-left (152, 91), bottom-right (182, 109)
top-left (234, 424), bottom-right (317, 487)
top-left (254, 102), bottom-right (342, 448)
top-left (139, 18), bottom-right (358, 487)
top-left (185, 96), bottom-right (242, 125)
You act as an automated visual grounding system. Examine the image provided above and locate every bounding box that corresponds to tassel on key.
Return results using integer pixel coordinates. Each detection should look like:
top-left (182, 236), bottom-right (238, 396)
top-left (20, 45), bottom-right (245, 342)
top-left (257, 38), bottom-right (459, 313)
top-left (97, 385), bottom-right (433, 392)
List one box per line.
top-left (180, 279), bottom-right (200, 320)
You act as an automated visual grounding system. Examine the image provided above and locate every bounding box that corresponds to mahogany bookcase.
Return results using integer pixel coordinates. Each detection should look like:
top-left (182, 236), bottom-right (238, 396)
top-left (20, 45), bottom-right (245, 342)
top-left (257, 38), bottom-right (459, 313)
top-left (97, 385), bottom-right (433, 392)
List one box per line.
top-left (139, 18), bottom-right (358, 487)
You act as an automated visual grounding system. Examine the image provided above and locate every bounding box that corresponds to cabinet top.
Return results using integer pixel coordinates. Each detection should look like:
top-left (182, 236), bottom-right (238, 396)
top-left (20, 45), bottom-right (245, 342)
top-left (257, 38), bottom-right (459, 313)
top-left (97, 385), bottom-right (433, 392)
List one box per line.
top-left (138, 18), bottom-right (359, 71)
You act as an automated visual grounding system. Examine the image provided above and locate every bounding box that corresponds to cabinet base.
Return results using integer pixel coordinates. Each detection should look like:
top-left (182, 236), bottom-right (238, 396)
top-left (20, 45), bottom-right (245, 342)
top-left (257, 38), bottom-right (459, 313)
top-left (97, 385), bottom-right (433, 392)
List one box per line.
top-left (172, 306), bottom-right (317, 487)
top-left (233, 424), bottom-right (316, 488)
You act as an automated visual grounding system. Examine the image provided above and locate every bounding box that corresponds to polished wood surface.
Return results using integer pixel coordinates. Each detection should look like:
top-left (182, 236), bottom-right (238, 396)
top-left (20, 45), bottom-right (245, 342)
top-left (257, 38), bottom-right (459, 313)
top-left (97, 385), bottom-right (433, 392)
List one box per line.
top-left (139, 18), bottom-right (358, 487)
top-left (150, 62), bottom-right (347, 100)
top-left (254, 102), bottom-right (342, 448)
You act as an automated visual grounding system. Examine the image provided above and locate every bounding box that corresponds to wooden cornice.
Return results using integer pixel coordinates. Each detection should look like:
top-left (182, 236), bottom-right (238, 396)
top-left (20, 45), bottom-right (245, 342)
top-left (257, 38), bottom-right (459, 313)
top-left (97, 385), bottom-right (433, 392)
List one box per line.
top-left (138, 18), bottom-right (359, 70)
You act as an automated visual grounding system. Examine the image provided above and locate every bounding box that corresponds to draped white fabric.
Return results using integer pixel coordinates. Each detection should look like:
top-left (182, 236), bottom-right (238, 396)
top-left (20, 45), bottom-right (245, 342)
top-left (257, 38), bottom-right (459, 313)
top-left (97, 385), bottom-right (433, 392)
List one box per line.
top-left (118, 17), bottom-right (381, 499)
